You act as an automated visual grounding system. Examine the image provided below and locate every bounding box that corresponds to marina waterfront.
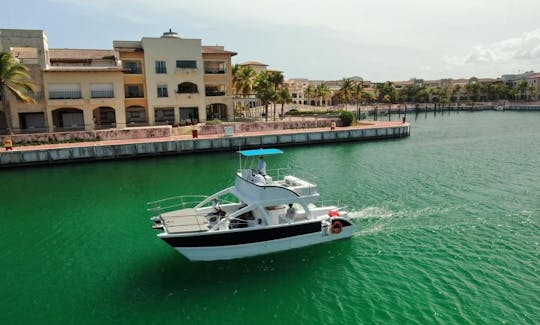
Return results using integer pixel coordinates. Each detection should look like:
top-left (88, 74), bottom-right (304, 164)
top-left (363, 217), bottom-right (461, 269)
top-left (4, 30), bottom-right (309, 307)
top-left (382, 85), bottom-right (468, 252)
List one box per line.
top-left (1, 111), bottom-right (539, 324)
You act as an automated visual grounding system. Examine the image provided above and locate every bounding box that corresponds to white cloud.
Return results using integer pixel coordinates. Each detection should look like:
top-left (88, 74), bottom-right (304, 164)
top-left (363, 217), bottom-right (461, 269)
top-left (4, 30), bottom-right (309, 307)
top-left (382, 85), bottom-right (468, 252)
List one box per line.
top-left (443, 29), bottom-right (540, 65)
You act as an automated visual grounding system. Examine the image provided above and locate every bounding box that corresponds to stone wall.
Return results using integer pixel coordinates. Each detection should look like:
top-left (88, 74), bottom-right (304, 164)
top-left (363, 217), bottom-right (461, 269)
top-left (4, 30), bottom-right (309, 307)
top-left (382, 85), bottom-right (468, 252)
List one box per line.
top-left (2, 126), bottom-right (172, 145)
top-left (0, 124), bottom-right (410, 167)
top-left (199, 118), bottom-right (341, 135)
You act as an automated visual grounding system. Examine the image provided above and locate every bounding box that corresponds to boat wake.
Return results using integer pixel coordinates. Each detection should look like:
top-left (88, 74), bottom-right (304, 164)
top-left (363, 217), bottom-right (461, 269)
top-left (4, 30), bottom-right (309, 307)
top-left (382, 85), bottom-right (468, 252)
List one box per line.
top-left (348, 207), bottom-right (394, 220)
top-left (348, 207), bottom-right (394, 236)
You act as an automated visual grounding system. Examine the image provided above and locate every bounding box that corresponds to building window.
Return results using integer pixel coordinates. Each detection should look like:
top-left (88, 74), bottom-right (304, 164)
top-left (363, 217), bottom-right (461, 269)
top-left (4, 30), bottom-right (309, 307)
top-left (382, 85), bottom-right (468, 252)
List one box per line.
top-left (155, 108), bottom-right (175, 125)
top-left (177, 82), bottom-right (198, 94)
top-left (123, 61), bottom-right (142, 74)
top-left (155, 61), bottom-right (167, 74)
top-left (125, 85), bottom-right (144, 98)
top-left (176, 60), bottom-right (197, 69)
top-left (157, 84), bottom-right (168, 98)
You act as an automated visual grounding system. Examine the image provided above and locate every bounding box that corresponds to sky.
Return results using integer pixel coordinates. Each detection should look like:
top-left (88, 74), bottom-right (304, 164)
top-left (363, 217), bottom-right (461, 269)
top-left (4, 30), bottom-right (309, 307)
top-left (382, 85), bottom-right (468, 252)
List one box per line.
top-left (3, 0), bottom-right (540, 82)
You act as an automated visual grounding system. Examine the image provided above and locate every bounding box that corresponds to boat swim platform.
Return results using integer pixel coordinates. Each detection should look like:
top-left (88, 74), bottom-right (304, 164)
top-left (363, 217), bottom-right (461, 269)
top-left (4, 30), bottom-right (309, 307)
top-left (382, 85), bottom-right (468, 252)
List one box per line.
top-left (0, 121), bottom-right (410, 168)
top-left (159, 209), bottom-right (209, 233)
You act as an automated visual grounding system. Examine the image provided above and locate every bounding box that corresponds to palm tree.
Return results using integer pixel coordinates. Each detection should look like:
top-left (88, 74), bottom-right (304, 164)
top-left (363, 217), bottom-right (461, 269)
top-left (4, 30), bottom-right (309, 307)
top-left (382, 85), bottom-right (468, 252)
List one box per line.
top-left (451, 84), bottom-right (462, 105)
top-left (515, 81), bottom-right (533, 101)
top-left (316, 82), bottom-right (331, 106)
top-left (353, 82), bottom-right (364, 107)
top-left (375, 82), bottom-right (396, 108)
top-left (254, 71), bottom-right (275, 122)
top-left (276, 87), bottom-right (292, 119)
top-left (338, 78), bottom-right (356, 108)
top-left (304, 84), bottom-right (314, 106)
top-left (527, 83), bottom-right (537, 101)
top-left (233, 65), bottom-right (256, 97)
top-left (439, 86), bottom-right (451, 108)
top-left (268, 71), bottom-right (284, 120)
top-left (494, 82), bottom-right (509, 101)
top-left (0, 51), bottom-right (36, 134)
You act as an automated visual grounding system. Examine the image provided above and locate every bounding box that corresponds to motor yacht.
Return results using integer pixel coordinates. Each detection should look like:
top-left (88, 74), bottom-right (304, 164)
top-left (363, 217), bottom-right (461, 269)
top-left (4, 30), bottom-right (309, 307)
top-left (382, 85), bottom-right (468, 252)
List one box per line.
top-left (149, 148), bottom-right (355, 261)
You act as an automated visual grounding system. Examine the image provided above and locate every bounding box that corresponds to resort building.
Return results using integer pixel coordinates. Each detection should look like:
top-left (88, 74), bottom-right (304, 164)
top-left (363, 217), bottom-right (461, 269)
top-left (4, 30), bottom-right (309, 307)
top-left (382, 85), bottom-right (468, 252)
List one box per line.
top-left (232, 61), bottom-right (271, 111)
top-left (502, 71), bottom-right (540, 100)
top-left (0, 28), bottom-right (236, 133)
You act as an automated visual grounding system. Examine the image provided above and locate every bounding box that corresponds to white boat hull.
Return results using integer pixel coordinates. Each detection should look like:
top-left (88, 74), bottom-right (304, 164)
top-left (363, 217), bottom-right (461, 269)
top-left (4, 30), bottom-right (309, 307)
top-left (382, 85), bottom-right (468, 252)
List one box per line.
top-left (173, 225), bottom-right (354, 261)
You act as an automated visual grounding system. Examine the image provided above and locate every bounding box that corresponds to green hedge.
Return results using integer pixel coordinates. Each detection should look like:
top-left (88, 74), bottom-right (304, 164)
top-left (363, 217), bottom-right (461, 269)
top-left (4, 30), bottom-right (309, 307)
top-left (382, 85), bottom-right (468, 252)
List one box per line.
top-left (285, 109), bottom-right (338, 116)
top-left (340, 111), bottom-right (354, 126)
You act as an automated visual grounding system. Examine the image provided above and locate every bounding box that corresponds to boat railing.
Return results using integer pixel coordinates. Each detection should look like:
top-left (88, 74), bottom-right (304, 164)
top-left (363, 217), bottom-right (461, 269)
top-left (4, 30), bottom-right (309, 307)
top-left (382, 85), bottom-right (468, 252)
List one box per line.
top-left (147, 195), bottom-right (209, 213)
top-left (315, 199), bottom-right (348, 211)
top-left (267, 167), bottom-right (318, 184)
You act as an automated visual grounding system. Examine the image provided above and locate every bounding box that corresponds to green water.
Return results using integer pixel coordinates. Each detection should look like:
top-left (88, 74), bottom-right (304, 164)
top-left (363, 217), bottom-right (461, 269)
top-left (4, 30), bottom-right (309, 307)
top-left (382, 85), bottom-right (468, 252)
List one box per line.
top-left (1, 111), bottom-right (539, 324)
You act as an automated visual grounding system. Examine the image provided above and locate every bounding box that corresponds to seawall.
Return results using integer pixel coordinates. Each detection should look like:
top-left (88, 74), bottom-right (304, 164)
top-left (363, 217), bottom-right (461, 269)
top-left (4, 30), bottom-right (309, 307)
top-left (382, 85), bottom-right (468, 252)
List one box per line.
top-left (0, 123), bottom-right (410, 168)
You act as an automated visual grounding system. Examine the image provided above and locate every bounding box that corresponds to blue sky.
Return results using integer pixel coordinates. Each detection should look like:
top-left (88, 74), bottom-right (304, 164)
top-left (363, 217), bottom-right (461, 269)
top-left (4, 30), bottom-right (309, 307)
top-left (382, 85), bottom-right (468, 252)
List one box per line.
top-left (4, 0), bottom-right (540, 82)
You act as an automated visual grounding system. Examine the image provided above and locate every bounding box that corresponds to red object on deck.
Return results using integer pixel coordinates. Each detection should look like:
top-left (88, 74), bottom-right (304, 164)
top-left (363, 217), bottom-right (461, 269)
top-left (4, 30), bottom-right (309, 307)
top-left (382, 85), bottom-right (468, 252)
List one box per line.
top-left (329, 210), bottom-right (340, 217)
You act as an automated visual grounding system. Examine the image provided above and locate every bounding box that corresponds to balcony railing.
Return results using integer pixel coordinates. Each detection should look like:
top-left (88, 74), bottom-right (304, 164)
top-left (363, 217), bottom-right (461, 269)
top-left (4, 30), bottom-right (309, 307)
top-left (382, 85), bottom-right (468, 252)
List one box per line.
top-left (91, 90), bottom-right (114, 98)
top-left (48, 91), bottom-right (82, 99)
top-left (205, 90), bottom-right (226, 96)
top-left (204, 69), bottom-right (226, 74)
top-left (125, 92), bottom-right (144, 98)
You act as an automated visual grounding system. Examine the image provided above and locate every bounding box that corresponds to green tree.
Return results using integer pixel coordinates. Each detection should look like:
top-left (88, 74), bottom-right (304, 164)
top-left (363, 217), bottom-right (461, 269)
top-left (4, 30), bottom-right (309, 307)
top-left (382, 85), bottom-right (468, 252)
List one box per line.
top-left (464, 81), bottom-right (481, 102)
top-left (269, 71), bottom-right (284, 120)
top-left (338, 78), bottom-right (356, 106)
top-left (276, 87), bottom-right (292, 119)
top-left (353, 81), bottom-right (364, 107)
top-left (254, 71), bottom-right (275, 122)
top-left (527, 83), bottom-right (537, 101)
top-left (316, 82), bottom-right (331, 106)
top-left (0, 51), bottom-right (36, 134)
top-left (304, 84), bottom-right (314, 106)
top-left (232, 65), bottom-right (256, 97)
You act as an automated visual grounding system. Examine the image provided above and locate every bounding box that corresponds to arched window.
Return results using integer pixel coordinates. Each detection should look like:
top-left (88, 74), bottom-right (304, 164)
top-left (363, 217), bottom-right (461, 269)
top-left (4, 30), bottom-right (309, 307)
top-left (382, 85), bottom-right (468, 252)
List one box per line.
top-left (177, 82), bottom-right (198, 94)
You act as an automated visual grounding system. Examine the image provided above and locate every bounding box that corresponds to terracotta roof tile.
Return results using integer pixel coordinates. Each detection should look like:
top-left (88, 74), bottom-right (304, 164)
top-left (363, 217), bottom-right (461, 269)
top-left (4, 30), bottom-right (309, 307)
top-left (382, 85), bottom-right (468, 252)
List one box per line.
top-left (49, 49), bottom-right (117, 60)
top-left (239, 61), bottom-right (268, 66)
top-left (202, 46), bottom-right (237, 56)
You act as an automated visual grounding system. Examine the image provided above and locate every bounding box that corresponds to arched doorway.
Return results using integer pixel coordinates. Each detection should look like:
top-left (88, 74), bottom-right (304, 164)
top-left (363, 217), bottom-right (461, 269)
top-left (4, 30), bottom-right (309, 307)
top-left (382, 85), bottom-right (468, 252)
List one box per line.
top-left (206, 103), bottom-right (227, 120)
top-left (126, 106), bottom-right (147, 126)
top-left (93, 106), bottom-right (116, 129)
top-left (52, 108), bottom-right (84, 131)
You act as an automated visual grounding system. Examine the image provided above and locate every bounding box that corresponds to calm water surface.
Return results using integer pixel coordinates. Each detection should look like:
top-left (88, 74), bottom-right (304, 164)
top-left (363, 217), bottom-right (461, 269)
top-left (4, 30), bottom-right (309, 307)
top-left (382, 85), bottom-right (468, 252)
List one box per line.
top-left (1, 111), bottom-right (539, 324)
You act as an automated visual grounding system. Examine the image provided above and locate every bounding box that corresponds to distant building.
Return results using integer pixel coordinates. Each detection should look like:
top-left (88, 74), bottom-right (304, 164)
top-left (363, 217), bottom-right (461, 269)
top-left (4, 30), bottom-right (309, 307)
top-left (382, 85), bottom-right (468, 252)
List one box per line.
top-left (502, 71), bottom-right (540, 100)
top-left (237, 61), bottom-right (268, 74)
top-left (0, 28), bottom-right (236, 133)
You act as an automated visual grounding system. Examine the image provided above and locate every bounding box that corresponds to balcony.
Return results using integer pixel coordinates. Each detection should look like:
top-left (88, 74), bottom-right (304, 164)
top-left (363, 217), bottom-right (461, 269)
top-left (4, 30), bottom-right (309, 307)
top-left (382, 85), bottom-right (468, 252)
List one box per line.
top-left (125, 92), bottom-right (144, 98)
top-left (205, 90), bottom-right (226, 96)
top-left (204, 61), bottom-right (226, 75)
top-left (205, 69), bottom-right (225, 74)
top-left (48, 90), bottom-right (82, 100)
top-left (205, 85), bottom-right (226, 97)
top-left (91, 90), bottom-right (115, 98)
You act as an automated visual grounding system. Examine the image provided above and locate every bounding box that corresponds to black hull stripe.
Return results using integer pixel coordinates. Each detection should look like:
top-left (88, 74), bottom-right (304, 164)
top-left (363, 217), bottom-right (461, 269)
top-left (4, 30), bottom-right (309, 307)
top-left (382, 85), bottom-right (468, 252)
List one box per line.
top-left (162, 221), bottom-right (323, 247)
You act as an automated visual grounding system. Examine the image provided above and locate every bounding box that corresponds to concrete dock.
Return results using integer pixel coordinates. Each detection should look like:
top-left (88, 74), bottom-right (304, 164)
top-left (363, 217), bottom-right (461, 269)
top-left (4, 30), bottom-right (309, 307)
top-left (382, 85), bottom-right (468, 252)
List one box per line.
top-left (0, 121), bottom-right (409, 167)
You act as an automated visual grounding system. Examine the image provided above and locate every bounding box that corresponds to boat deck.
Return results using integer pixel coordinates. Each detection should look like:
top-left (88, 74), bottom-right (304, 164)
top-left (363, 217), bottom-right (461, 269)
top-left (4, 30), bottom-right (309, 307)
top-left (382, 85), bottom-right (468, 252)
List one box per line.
top-left (160, 209), bottom-right (209, 233)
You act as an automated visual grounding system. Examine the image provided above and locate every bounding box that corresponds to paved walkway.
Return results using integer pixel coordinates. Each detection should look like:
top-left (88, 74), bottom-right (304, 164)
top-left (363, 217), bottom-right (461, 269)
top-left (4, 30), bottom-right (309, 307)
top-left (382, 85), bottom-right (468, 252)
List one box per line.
top-left (5, 120), bottom-right (408, 152)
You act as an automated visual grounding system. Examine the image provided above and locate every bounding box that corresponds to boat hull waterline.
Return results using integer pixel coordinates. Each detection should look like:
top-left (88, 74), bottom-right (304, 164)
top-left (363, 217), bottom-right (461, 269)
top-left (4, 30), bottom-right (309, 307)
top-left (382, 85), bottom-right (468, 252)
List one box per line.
top-left (161, 220), bottom-right (354, 261)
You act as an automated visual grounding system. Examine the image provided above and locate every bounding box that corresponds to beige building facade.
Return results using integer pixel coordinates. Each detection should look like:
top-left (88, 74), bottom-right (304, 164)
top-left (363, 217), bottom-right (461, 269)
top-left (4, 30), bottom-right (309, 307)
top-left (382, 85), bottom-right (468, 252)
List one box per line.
top-left (0, 28), bottom-right (236, 134)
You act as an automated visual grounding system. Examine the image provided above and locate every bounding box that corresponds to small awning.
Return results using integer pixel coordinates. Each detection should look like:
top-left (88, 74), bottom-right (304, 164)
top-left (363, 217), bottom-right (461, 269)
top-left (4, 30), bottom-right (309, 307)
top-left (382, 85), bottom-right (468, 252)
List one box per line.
top-left (239, 148), bottom-right (284, 157)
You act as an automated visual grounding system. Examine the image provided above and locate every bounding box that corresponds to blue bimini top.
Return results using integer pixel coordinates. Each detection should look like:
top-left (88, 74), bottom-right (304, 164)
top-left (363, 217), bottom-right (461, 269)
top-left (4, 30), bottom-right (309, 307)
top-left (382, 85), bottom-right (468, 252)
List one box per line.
top-left (239, 148), bottom-right (284, 157)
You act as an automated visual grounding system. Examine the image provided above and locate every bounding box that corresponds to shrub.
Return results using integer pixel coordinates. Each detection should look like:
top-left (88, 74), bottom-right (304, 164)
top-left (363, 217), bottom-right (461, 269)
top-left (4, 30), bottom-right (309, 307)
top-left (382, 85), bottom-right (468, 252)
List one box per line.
top-left (286, 109), bottom-right (300, 115)
top-left (206, 119), bottom-right (223, 125)
top-left (340, 111), bottom-right (354, 126)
